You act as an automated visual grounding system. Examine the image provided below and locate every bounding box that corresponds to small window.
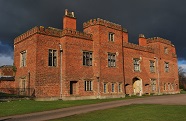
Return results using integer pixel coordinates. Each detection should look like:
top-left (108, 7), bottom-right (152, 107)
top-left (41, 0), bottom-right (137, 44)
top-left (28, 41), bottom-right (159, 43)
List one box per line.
top-left (164, 62), bottom-right (169, 72)
top-left (84, 80), bottom-right (93, 91)
top-left (48, 49), bottom-right (57, 67)
top-left (164, 47), bottom-right (168, 54)
top-left (168, 83), bottom-right (171, 90)
top-left (133, 58), bottom-right (140, 71)
top-left (103, 83), bottom-right (107, 93)
top-left (108, 53), bottom-right (116, 67)
top-left (150, 60), bottom-right (155, 72)
top-left (83, 51), bottom-right (92, 66)
top-left (20, 50), bottom-right (27, 67)
top-left (118, 83), bottom-right (122, 92)
top-left (108, 32), bottom-right (114, 41)
top-left (164, 83), bottom-right (166, 90)
top-left (151, 79), bottom-right (156, 92)
top-left (111, 83), bottom-right (115, 92)
top-left (171, 83), bottom-right (174, 90)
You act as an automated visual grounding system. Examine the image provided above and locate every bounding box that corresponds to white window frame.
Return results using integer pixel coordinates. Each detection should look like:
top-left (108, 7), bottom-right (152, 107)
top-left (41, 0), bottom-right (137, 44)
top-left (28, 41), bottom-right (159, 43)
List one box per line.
top-left (150, 60), bottom-right (155, 73)
top-left (48, 49), bottom-right (57, 67)
top-left (83, 51), bottom-right (92, 66)
top-left (133, 58), bottom-right (140, 71)
top-left (108, 53), bottom-right (116, 67)
top-left (108, 32), bottom-right (114, 41)
top-left (84, 80), bottom-right (93, 91)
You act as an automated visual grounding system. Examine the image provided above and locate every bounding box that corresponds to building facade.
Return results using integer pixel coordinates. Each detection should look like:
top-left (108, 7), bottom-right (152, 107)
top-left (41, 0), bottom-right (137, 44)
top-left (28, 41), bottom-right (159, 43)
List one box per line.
top-left (13, 10), bottom-right (179, 100)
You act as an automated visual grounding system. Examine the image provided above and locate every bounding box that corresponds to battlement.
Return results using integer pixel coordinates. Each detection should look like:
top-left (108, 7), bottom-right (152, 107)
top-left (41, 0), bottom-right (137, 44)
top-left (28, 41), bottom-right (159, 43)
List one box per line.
top-left (14, 26), bottom-right (92, 44)
top-left (147, 37), bottom-right (173, 46)
top-left (61, 28), bottom-right (92, 40)
top-left (14, 26), bottom-right (39, 44)
top-left (123, 42), bottom-right (154, 53)
top-left (83, 18), bottom-right (123, 31)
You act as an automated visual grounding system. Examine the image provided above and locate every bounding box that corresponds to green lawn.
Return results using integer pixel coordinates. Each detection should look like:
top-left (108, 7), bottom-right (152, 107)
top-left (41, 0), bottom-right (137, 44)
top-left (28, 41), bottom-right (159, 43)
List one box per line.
top-left (52, 104), bottom-right (186, 121)
top-left (0, 96), bottom-right (139, 117)
top-left (1, 92), bottom-right (185, 118)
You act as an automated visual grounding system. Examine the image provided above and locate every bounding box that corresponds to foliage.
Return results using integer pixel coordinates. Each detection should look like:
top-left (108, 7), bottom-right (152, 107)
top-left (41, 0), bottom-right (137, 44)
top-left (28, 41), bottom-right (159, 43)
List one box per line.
top-left (12, 63), bottom-right (17, 73)
top-left (54, 104), bottom-right (186, 121)
top-left (178, 67), bottom-right (186, 89)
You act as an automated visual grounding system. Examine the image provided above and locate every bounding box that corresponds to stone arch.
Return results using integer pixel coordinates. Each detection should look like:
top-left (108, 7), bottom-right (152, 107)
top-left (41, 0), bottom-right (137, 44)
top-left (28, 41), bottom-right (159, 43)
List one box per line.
top-left (132, 77), bottom-right (143, 96)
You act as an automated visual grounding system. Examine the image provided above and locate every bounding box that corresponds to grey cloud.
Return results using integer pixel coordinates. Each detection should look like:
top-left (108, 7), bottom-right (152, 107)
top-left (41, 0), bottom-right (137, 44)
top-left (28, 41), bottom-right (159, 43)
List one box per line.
top-left (0, 0), bottom-right (186, 62)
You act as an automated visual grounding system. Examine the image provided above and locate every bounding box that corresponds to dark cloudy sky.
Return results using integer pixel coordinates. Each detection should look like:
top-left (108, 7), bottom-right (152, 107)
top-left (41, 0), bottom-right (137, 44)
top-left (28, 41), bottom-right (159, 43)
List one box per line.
top-left (0, 0), bottom-right (186, 70)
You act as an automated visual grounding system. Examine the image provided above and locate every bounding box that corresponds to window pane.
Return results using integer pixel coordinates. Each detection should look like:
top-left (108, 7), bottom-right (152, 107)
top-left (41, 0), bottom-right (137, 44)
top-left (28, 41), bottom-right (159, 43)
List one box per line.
top-left (83, 52), bottom-right (92, 66)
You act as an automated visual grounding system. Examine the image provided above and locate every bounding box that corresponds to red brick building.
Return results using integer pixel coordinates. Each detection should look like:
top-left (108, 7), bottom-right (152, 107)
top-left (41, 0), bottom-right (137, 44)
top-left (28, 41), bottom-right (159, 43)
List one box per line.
top-left (13, 9), bottom-right (179, 100)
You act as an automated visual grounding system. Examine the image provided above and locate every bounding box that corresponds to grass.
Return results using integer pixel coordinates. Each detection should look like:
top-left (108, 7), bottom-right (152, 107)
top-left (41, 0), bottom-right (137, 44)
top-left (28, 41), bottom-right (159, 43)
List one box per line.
top-left (0, 96), bottom-right (141, 117)
top-left (52, 104), bottom-right (186, 121)
top-left (0, 92), bottom-right (185, 118)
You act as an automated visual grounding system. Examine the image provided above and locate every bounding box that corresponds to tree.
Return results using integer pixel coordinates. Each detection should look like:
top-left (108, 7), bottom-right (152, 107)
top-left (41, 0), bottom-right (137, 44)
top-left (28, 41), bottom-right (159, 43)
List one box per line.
top-left (178, 67), bottom-right (186, 89)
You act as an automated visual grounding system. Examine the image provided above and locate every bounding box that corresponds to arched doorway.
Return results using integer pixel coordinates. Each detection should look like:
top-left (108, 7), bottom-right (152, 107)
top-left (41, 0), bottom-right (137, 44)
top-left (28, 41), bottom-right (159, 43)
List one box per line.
top-left (133, 77), bottom-right (142, 96)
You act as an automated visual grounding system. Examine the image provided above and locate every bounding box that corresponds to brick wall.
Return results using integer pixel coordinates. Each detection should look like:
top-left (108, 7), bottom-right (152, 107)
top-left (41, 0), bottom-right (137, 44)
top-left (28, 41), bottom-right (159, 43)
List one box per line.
top-left (12, 10), bottom-right (179, 100)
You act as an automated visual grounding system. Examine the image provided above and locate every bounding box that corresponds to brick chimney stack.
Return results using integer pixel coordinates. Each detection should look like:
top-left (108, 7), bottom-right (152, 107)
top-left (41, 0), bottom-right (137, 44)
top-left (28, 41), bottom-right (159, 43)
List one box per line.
top-left (63, 9), bottom-right (76, 30)
top-left (139, 34), bottom-right (147, 46)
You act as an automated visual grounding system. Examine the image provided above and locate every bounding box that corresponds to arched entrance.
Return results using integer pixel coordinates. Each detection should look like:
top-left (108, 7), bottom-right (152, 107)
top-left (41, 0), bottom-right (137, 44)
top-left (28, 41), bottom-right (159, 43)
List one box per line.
top-left (133, 77), bottom-right (142, 96)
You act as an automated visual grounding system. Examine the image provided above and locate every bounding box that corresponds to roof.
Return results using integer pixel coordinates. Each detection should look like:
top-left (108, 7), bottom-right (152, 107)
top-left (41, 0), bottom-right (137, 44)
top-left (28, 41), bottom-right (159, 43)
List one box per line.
top-left (0, 65), bottom-right (13, 68)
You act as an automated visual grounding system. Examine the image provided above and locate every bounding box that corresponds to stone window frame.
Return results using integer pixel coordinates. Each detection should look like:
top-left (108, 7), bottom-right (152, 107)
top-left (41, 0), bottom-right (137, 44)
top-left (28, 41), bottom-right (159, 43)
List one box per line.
top-left (103, 82), bottom-right (108, 93)
top-left (84, 80), bottom-right (93, 91)
top-left (164, 47), bottom-right (168, 54)
top-left (150, 60), bottom-right (155, 73)
top-left (150, 78), bottom-right (156, 92)
top-left (108, 53), bottom-right (116, 67)
top-left (164, 62), bottom-right (169, 72)
top-left (48, 49), bottom-right (57, 67)
top-left (164, 83), bottom-right (166, 90)
top-left (83, 51), bottom-right (93, 66)
top-left (111, 83), bottom-right (115, 93)
top-left (20, 50), bottom-right (27, 67)
top-left (118, 83), bottom-right (122, 92)
top-left (133, 58), bottom-right (140, 72)
top-left (108, 32), bottom-right (115, 42)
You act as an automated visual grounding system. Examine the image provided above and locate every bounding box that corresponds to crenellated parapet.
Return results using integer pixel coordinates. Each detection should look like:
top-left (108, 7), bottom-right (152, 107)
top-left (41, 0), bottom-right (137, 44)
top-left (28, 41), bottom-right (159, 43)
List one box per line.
top-left (14, 26), bottom-right (92, 44)
top-left (14, 26), bottom-right (40, 44)
top-left (61, 28), bottom-right (92, 40)
top-left (83, 18), bottom-right (123, 31)
top-left (14, 26), bottom-right (62, 44)
top-left (147, 37), bottom-right (173, 46)
top-left (123, 42), bottom-right (154, 53)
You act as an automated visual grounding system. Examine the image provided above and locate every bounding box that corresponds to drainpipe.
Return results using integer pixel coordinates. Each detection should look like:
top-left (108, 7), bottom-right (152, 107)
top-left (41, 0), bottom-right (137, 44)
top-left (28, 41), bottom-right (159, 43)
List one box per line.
top-left (28, 71), bottom-right (30, 96)
top-left (59, 44), bottom-right (63, 99)
top-left (97, 76), bottom-right (100, 98)
top-left (154, 57), bottom-right (160, 95)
